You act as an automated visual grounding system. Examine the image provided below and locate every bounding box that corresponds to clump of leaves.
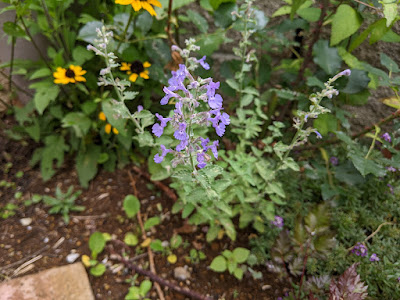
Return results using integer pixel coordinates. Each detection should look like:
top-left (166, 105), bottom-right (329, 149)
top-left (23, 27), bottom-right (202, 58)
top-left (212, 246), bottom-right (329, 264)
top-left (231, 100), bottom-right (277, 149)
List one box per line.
top-left (0, 203), bottom-right (18, 219)
top-left (210, 247), bottom-right (250, 280)
top-left (82, 231), bottom-right (111, 277)
top-left (125, 279), bottom-right (152, 300)
top-left (269, 204), bottom-right (336, 297)
top-left (43, 186), bottom-right (84, 224)
top-left (329, 263), bottom-right (368, 300)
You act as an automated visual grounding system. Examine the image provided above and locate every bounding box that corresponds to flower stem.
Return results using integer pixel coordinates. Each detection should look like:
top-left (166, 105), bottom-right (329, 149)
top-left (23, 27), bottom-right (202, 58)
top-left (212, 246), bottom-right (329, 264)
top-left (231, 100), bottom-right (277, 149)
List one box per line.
top-left (116, 10), bottom-right (134, 52)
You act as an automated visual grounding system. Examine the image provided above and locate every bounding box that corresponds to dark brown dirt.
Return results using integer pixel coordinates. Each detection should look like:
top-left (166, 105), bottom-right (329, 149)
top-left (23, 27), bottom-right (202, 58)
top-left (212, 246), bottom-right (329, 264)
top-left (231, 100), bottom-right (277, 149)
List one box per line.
top-left (0, 116), bottom-right (287, 300)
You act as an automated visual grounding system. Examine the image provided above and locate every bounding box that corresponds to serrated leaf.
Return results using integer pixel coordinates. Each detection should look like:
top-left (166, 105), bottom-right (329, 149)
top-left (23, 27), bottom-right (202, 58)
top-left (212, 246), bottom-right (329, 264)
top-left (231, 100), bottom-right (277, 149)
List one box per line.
top-left (313, 40), bottom-right (342, 75)
top-left (76, 145), bottom-right (101, 188)
top-left (187, 9), bottom-right (208, 33)
top-left (34, 85), bottom-right (60, 115)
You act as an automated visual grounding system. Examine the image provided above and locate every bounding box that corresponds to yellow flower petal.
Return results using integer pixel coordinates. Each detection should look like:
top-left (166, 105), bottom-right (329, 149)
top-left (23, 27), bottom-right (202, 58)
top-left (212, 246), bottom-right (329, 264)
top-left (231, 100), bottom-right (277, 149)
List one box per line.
top-left (129, 73), bottom-right (139, 82)
top-left (82, 255), bottom-right (91, 268)
top-left (112, 127), bottom-right (119, 135)
top-left (140, 71), bottom-right (149, 79)
top-left (141, 2), bottom-right (156, 16)
top-left (148, 0), bottom-right (162, 8)
top-left (120, 62), bottom-right (131, 71)
top-left (143, 61), bottom-right (151, 68)
top-left (131, 0), bottom-right (142, 11)
top-left (141, 237), bottom-right (152, 248)
top-left (105, 123), bottom-right (112, 134)
top-left (75, 76), bottom-right (86, 82)
top-left (99, 112), bottom-right (106, 121)
top-left (115, 0), bottom-right (132, 5)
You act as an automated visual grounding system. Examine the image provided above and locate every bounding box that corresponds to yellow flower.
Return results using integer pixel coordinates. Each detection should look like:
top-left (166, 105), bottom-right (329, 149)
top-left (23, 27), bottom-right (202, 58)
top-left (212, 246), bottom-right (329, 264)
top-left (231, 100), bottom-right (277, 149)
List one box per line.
top-left (115, 0), bottom-right (162, 16)
top-left (53, 65), bottom-right (86, 85)
top-left (99, 112), bottom-right (106, 121)
top-left (105, 123), bottom-right (112, 134)
top-left (120, 61), bottom-right (151, 83)
top-left (112, 127), bottom-right (119, 135)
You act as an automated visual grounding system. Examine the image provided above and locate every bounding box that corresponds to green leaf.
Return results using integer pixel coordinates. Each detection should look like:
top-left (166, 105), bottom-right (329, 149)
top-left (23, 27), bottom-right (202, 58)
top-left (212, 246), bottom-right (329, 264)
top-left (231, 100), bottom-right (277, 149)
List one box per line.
top-left (62, 112), bottom-right (92, 137)
top-left (380, 53), bottom-right (400, 73)
top-left (313, 114), bottom-right (337, 136)
top-left (144, 216), bottom-right (160, 230)
top-left (220, 218), bottom-right (236, 241)
top-left (196, 29), bottom-right (227, 56)
top-left (209, 0), bottom-right (235, 10)
top-left (125, 286), bottom-right (140, 300)
top-left (124, 232), bottom-right (139, 246)
top-left (39, 135), bottom-right (69, 181)
top-left (341, 69), bottom-right (370, 94)
top-left (76, 145), bottom-right (101, 188)
top-left (348, 153), bottom-right (386, 177)
top-left (89, 231), bottom-right (106, 259)
top-left (3, 21), bottom-right (25, 37)
top-left (330, 4), bottom-right (362, 46)
top-left (136, 11), bottom-right (153, 35)
top-left (233, 247), bottom-right (250, 263)
top-left (272, 5), bottom-right (291, 17)
top-left (29, 68), bottom-right (52, 80)
top-left (313, 40), bottom-right (342, 75)
top-left (77, 21), bottom-right (103, 44)
top-left (72, 46), bottom-right (94, 65)
top-left (123, 195), bottom-right (140, 218)
top-left (210, 255), bottom-right (227, 272)
top-left (187, 9), bottom-right (208, 33)
top-left (291, 0), bottom-right (307, 19)
top-left (382, 2), bottom-right (397, 26)
top-left (297, 7), bottom-right (321, 22)
top-left (139, 280), bottom-right (152, 296)
top-left (369, 18), bottom-right (390, 44)
top-left (226, 79), bottom-right (240, 91)
top-left (233, 267), bottom-right (244, 280)
top-left (34, 85), bottom-right (60, 115)
top-left (90, 263), bottom-right (106, 277)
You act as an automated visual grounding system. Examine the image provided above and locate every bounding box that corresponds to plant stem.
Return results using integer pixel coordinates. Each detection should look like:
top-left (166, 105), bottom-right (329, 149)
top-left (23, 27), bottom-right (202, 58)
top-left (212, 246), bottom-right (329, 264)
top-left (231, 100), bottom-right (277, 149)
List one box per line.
top-left (365, 127), bottom-right (379, 159)
top-left (297, 240), bottom-right (311, 300)
top-left (116, 10), bottom-right (134, 53)
top-left (166, 0), bottom-right (178, 45)
top-left (9, 16), bottom-right (17, 91)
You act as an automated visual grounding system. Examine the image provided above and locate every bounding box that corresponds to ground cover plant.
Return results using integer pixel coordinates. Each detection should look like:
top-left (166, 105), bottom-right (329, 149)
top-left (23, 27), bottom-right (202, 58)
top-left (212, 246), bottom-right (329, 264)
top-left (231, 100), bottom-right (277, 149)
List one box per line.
top-left (1, 0), bottom-right (400, 299)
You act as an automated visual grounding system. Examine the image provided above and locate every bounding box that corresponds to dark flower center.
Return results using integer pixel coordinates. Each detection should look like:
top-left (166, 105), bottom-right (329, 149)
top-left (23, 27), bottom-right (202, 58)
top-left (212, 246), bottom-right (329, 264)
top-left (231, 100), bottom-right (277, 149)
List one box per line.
top-left (65, 69), bottom-right (75, 78)
top-left (130, 61), bottom-right (144, 74)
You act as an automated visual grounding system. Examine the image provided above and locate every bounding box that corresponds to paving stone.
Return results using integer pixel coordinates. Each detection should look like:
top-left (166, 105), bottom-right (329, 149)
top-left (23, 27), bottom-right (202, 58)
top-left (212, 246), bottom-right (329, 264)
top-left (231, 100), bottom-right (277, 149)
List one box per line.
top-left (0, 263), bottom-right (94, 300)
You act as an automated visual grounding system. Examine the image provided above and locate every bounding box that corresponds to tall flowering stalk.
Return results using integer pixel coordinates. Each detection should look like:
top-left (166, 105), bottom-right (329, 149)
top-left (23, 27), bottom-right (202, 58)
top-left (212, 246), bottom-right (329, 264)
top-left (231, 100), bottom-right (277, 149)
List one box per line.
top-left (152, 39), bottom-right (230, 173)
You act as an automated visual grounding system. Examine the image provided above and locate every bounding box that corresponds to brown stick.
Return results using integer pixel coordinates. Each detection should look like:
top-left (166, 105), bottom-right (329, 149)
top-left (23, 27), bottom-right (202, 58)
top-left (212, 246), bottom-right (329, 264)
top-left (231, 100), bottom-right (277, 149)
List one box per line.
top-left (131, 165), bottom-right (177, 202)
top-left (347, 222), bottom-right (395, 251)
top-left (127, 170), bottom-right (166, 300)
top-left (166, 0), bottom-right (178, 46)
top-left (114, 254), bottom-right (213, 300)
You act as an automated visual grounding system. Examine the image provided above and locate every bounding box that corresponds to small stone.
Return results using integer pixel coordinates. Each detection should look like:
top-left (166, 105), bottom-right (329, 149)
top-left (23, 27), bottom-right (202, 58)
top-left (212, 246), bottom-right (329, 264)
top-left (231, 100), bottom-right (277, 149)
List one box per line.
top-left (44, 187), bottom-right (50, 193)
top-left (27, 226), bottom-right (32, 231)
top-left (262, 285), bottom-right (272, 290)
top-left (174, 266), bottom-right (190, 281)
top-left (20, 218), bottom-right (32, 226)
top-left (43, 237), bottom-right (49, 243)
top-left (66, 253), bottom-right (80, 263)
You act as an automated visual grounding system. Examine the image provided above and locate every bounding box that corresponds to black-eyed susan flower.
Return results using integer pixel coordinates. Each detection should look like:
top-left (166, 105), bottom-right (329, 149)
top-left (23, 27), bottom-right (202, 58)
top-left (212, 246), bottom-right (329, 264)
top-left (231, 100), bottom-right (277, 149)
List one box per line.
top-left (53, 65), bottom-right (86, 85)
top-left (115, 0), bottom-right (161, 16)
top-left (120, 61), bottom-right (151, 83)
top-left (99, 112), bottom-right (107, 121)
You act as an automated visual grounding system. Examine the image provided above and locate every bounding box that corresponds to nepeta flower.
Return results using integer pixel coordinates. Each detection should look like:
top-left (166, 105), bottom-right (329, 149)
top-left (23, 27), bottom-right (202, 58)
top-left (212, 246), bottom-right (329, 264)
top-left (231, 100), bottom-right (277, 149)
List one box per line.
top-left (271, 216), bottom-right (284, 228)
top-left (369, 253), bottom-right (379, 262)
top-left (161, 87), bottom-right (180, 105)
top-left (174, 122), bottom-right (188, 141)
top-left (209, 94), bottom-right (223, 109)
top-left (196, 56), bottom-right (210, 70)
top-left (314, 130), bottom-right (322, 139)
top-left (352, 242), bottom-right (368, 257)
top-left (154, 145), bottom-right (172, 163)
top-left (338, 69), bottom-right (351, 77)
top-left (330, 156), bottom-right (339, 166)
top-left (382, 132), bottom-right (391, 143)
top-left (387, 166), bottom-right (397, 172)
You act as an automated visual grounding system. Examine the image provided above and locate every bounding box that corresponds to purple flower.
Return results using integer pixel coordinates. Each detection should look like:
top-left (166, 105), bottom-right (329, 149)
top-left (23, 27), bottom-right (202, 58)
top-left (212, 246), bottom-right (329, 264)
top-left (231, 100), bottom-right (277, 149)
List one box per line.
top-left (200, 137), bottom-right (210, 150)
top-left (137, 105), bottom-right (143, 112)
top-left (197, 152), bottom-right (207, 169)
top-left (330, 156), bottom-right (339, 166)
top-left (208, 110), bottom-right (229, 137)
top-left (315, 130), bottom-right (322, 139)
top-left (208, 140), bottom-right (219, 159)
top-left (398, 277), bottom-right (400, 283)
top-left (161, 87), bottom-right (180, 105)
top-left (176, 138), bottom-right (188, 152)
top-left (174, 101), bottom-right (183, 116)
top-left (216, 123), bottom-right (226, 137)
top-left (154, 145), bottom-right (172, 164)
top-left (351, 242), bottom-right (368, 257)
top-left (156, 113), bottom-right (171, 127)
top-left (221, 112), bottom-right (230, 125)
top-left (338, 69), bottom-right (351, 77)
top-left (382, 132), bottom-right (391, 143)
top-left (152, 113), bottom-right (171, 137)
top-left (208, 94), bottom-right (223, 109)
top-left (174, 122), bottom-right (188, 141)
top-left (168, 64), bottom-right (188, 91)
top-left (206, 80), bottom-right (220, 99)
top-left (369, 253), bottom-right (379, 262)
top-left (196, 56), bottom-right (210, 70)
top-left (271, 216), bottom-right (284, 228)
top-left (388, 183), bottom-right (394, 194)
top-left (387, 166), bottom-right (397, 172)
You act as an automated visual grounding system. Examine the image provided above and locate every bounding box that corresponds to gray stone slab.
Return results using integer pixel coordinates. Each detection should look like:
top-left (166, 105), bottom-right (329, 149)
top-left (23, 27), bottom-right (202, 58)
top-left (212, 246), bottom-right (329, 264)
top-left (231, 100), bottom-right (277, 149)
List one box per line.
top-left (0, 263), bottom-right (94, 300)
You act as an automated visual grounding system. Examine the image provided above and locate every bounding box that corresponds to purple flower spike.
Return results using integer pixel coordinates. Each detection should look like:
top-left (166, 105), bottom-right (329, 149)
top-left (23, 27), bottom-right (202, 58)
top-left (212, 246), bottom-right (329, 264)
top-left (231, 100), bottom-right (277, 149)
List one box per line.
top-left (382, 132), bottom-right (391, 143)
top-left (161, 87), bottom-right (180, 105)
top-left (155, 113), bottom-right (172, 128)
top-left (200, 137), bottom-right (210, 150)
top-left (271, 216), bottom-right (284, 228)
top-left (174, 122), bottom-right (188, 141)
top-left (197, 152), bottom-right (207, 169)
top-left (369, 253), bottom-right (380, 262)
top-left (206, 80), bottom-right (220, 98)
top-left (176, 139), bottom-right (188, 152)
top-left (209, 94), bottom-right (223, 109)
top-left (315, 130), bottom-right (322, 139)
top-left (152, 123), bottom-right (164, 137)
top-left (197, 56), bottom-right (210, 70)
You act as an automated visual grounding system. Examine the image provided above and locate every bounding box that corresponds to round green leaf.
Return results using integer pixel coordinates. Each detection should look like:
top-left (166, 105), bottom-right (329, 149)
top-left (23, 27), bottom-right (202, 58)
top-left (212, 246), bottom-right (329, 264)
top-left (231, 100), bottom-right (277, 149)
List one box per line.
top-left (90, 263), bottom-right (106, 277)
top-left (123, 195), bottom-right (140, 218)
top-left (210, 255), bottom-right (227, 272)
top-left (89, 231), bottom-right (106, 259)
top-left (331, 4), bottom-right (362, 46)
top-left (124, 232), bottom-right (139, 246)
top-left (233, 247), bottom-right (250, 264)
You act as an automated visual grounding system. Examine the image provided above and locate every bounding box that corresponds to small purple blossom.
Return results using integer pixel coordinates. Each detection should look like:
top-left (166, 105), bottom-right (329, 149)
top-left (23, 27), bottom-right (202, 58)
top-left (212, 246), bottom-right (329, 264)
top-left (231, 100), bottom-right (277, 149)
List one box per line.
top-left (338, 69), bottom-right (351, 77)
top-left (382, 132), bottom-right (391, 143)
top-left (196, 56), bottom-right (210, 70)
top-left (330, 156), bottom-right (339, 166)
top-left (137, 105), bottom-right (143, 112)
top-left (387, 183), bottom-right (394, 194)
top-left (154, 145), bottom-right (172, 164)
top-left (315, 130), bottom-right (322, 139)
top-left (351, 242), bottom-right (368, 257)
top-left (174, 122), bottom-right (188, 141)
top-left (387, 166), bottom-right (397, 172)
top-left (197, 152), bottom-right (207, 169)
top-left (206, 80), bottom-right (220, 99)
top-left (176, 138), bottom-right (188, 152)
top-left (161, 87), bottom-right (180, 105)
top-left (152, 113), bottom-right (171, 137)
top-left (271, 216), bottom-right (284, 228)
top-left (369, 253), bottom-right (380, 262)
top-left (208, 94), bottom-right (223, 109)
